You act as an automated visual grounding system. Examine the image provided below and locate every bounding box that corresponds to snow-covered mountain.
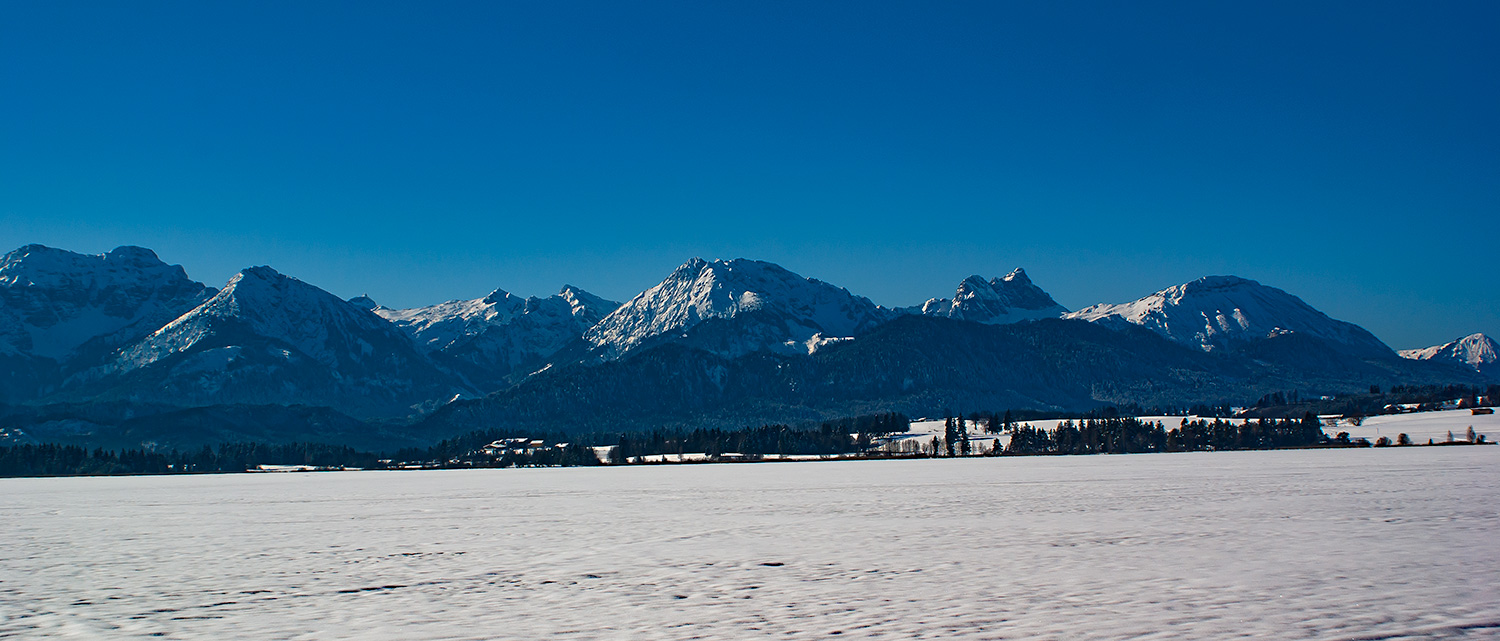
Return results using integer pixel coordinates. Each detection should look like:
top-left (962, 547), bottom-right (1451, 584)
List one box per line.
top-left (1064, 276), bottom-right (1395, 358)
top-left (913, 269), bottom-right (1068, 324)
top-left (376, 288), bottom-right (530, 353)
top-left (582, 258), bottom-right (893, 359)
top-left (1399, 333), bottom-right (1498, 377)
top-left (0, 244), bottom-right (214, 362)
top-left (374, 285), bottom-right (619, 389)
top-left (83, 266), bottom-right (464, 417)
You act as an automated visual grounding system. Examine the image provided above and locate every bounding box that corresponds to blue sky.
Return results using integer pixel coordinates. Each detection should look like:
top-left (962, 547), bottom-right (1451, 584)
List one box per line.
top-left (1, 1), bottom-right (1495, 349)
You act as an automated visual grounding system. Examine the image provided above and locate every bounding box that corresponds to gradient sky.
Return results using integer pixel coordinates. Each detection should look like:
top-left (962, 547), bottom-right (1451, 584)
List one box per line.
top-left (2, 1), bottom-right (1495, 350)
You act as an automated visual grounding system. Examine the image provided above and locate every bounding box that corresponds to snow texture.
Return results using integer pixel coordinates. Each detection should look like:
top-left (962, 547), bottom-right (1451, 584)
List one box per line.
top-left (0, 244), bottom-right (212, 360)
top-left (584, 258), bottom-right (892, 359)
top-left (913, 268), bottom-right (1069, 325)
top-left (1400, 333), bottom-right (1498, 374)
top-left (2, 449), bottom-right (1496, 639)
top-left (1065, 275), bottom-right (1395, 356)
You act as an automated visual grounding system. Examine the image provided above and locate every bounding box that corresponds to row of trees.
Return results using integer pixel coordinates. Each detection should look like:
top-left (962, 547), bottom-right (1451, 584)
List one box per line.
top-left (1000, 414), bottom-right (1326, 455)
top-left (0, 442), bottom-right (381, 477)
top-left (0, 412), bottom-right (913, 476)
top-left (609, 412), bottom-right (909, 462)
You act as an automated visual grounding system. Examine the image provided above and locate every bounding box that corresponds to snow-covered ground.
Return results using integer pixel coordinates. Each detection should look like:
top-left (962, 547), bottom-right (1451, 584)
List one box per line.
top-left (884, 419), bottom-right (1005, 454)
top-left (1318, 408), bottom-right (1498, 444)
top-left (900, 409), bottom-right (1498, 452)
top-left (2, 448), bottom-right (1497, 639)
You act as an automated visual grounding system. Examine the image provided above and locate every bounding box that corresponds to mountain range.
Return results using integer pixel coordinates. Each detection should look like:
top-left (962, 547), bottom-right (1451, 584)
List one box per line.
top-left (0, 244), bottom-right (1491, 450)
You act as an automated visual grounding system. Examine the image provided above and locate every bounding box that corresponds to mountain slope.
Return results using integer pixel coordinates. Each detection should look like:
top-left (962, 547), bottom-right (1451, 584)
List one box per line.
top-left (913, 269), bottom-right (1068, 324)
top-left (1065, 276), bottom-right (1395, 358)
top-left (415, 317), bottom-right (1232, 438)
top-left (0, 245), bottom-right (215, 401)
top-left (69, 266), bottom-right (466, 417)
top-left (419, 313), bottom-right (1490, 439)
top-left (376, 285), bottom-right (620, 390)
top-left (582, 258), bottom-right (893, 360)
top-left (1400, 333), bottom-right (1498, 378)
top-left (0, 244), bottom-right (214, 361)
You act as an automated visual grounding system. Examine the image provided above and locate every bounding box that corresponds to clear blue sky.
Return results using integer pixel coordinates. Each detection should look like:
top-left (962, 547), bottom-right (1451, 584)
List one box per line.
top-left (2, 1), bottom-right (1495, 350)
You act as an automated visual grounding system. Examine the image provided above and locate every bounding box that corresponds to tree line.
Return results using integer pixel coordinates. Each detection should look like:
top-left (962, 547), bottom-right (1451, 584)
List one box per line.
top-left (0, 442), bottom-right (381, 477)
top-left (610, 412), bottom-right (910, 462)
top-left (1001, 414), bottom-right (1325, 455)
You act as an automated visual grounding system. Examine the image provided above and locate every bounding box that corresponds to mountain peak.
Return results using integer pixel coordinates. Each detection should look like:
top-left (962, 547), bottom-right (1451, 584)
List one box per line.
top-left (583, 258), bottom-right (889, 359)
top-left (3, 244), bottom-right (185, 288)
top-left (0, 244), bottom-right (212, 360)
top-left (482, 288), bottom-right (513, 305)
top-left (104, 245), bottom-right (163, 264)
top-left (915, 268), bottom-right (1067, 325)
top-left (1001, 267), bottom-right (1031, 285)
top-left (121, 265), bottom-right (418, 375)
top-left (1066, 275), bottom-right (1393, 357)
top-left (1178, 275), bottom-right (1255, 296)
top-left (231, 265), bottom-right (286, 285)
top-left (959, 274), bottom-right (990, 289)
top-left (375, 283), bottom-right (621, 390)
top-left (1399, 332), bottom-right (1497, 375)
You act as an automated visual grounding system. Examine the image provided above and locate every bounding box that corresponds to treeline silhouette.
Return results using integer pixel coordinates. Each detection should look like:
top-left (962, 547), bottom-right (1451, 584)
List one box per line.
top-left (611, 412), bottom-right (910, 461)
top-left (0, 442), bottom-right (380, 477)
top-left (1241, 383), bottom-right (1498, 419)
top-left (1002, 414), bottom-right (1326, 455)
top-left (0, 409), bottom-right (1346, 477)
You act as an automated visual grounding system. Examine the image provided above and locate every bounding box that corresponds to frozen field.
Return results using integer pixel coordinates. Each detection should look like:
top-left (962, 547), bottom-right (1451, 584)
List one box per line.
top-left (1321, 409), bottom-right (1498, 445)
top-left (2, 448), bottom-right (1498, 640)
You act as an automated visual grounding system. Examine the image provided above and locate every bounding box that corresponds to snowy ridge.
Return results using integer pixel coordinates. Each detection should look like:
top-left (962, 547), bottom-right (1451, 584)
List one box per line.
top-left (0, 244), bottom-right (213, 360)
top-left (583, 258), bottom-right (892, 359)
top-left (115, 266), bottom-right (416, 372)
top-left (1399, 333), bottom-right (1497, 374)
top-left (449, 286), bottom-right (618, 365)
top-left (1064, 276), bottom-right (1394, 357)
top-left (375, 285), bottom-right (618, 356)
top-left (376, 284), bottom-right (620, 388)
top-left (86, 265), bottom-right (466, 417)
top-left (375, 288), bottom-right (528, 353)
top-left (914, 268), bottom-right (1068, 325)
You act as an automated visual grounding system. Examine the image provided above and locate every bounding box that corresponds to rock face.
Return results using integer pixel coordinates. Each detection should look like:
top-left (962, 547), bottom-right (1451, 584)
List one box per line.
top-left (0, 245), bottom-right (214, 362)
top-left (1065, 276), bottom-right (1395, 358)
top-left (913, 268), bottom-right (1068, 325)
top-left (81, 266), bottom-right (465, 418)
top-left (376, 286), bottom-right (619, 390)
top-left (581, 258), bottom-right (894, 360)
top-left (1400, 333), bottom-right (1498, 378)
top-left (0, 245), bottom-right (215, 402)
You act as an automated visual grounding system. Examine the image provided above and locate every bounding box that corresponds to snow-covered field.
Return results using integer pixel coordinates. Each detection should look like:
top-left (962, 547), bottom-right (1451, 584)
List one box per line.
top-left (900, 409), bottom-right (1498, 452)
top-left (1319, 408), bottom-right (1498, 444)
top-left (3, 448), bottom-right (1498, 640)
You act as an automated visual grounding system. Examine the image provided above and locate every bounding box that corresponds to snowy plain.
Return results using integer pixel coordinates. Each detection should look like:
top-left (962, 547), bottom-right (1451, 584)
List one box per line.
top-left (3, 447), bottom-right (1498, 640)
